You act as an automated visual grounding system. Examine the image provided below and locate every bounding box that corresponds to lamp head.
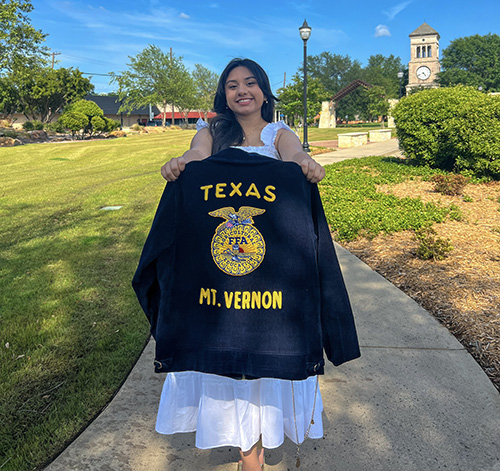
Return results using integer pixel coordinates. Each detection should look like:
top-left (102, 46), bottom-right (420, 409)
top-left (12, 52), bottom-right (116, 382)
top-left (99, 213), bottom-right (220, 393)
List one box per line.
top-left (299, 19), bottom-right (311, 41)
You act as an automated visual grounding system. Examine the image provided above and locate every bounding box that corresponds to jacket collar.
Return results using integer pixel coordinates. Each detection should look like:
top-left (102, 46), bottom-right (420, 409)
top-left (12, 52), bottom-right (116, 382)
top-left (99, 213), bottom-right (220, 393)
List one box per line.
top-left (207, 148), bottom-right (275, 165)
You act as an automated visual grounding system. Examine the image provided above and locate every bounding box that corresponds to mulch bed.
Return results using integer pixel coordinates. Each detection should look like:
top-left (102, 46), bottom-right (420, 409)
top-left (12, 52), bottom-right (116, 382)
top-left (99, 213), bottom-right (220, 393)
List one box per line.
top-left (339, 178), bottom-right (500, 392)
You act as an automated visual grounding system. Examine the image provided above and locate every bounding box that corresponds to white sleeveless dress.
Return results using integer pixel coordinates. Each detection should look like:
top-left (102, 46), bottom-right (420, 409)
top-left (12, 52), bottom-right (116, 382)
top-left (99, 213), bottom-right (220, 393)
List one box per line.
top-left (155, 119), bottom-right (324, 452)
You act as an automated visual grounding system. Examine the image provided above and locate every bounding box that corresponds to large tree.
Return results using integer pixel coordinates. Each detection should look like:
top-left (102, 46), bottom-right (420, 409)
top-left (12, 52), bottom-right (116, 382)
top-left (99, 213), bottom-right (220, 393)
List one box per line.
top-left (438, 34), bottom-right (500, 91)
top-left (305, 51), bottom-right (406, 120)
top-left (365, 85), bottom-right (390, 126)
top-left (276, 73), bottom-right (329, 126)
top-left (307, 51), bottom-right (363, 93)
top-left (0, 0), bottom-right (48, 73)
top-left (111, 45), bottom-right (194, 127)
top-left (192, 63), bottom-right (218, 121)
top-left (0, 76), bottom-right (19, 119)
top-left (11, 65), bottom-right (94, 122)
top-left (362, 54), bottom-right (406, 99)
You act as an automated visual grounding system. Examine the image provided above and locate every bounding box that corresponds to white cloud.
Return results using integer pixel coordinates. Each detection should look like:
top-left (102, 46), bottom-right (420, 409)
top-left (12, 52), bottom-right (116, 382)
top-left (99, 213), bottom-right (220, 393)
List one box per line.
top-left (179, 12), bottom-right (190, 19)
top-left (375, 25), bottom-right (391, 37)
top-left (383, 1), bottom-right (412, 21)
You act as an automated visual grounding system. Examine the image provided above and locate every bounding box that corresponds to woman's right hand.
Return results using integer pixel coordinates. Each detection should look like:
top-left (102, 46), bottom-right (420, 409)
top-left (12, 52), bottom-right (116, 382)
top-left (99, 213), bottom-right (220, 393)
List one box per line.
top-left (161, 127), bottom-right (212, 182)
top-left (161, 156), bottom-right (186, 182)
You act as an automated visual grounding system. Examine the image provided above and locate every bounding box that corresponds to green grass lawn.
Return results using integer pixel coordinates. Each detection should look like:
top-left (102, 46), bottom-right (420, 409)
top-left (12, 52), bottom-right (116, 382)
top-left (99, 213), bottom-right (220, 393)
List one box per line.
top-left (0, 130), bottom-right (461, 471)
top-left (0, 131), bottom-right (195, 471)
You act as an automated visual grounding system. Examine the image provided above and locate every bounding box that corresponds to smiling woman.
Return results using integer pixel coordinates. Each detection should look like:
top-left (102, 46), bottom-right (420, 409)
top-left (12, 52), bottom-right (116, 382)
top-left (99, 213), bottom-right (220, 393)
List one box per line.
top-left (149, 57), bottom-right (353, 471)
top-left (224, 67), bottom-right (267, 125)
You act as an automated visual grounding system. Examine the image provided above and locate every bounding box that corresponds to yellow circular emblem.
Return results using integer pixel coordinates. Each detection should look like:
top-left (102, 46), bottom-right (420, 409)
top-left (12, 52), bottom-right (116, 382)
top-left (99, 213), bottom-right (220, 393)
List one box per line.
top-left (209, 206), bottom-right (266, 276)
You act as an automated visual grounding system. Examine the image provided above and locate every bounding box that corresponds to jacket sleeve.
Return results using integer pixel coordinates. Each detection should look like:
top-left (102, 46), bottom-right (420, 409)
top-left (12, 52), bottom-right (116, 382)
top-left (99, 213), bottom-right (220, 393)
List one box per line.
top-left (132, 181), bottom-right (177, 338)
top-left (311, 184), bottom-right (361, 366)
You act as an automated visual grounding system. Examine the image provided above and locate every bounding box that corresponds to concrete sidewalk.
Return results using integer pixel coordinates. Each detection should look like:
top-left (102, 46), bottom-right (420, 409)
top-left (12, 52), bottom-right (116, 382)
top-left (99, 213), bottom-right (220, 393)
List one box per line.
top-left (313, 137), bottom-right (403, 166)
top-left (44, 140), bottom-right (500, 471)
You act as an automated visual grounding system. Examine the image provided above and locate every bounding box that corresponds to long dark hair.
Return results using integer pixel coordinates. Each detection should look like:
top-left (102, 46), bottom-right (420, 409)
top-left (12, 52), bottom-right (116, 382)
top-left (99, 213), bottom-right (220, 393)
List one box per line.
top-left (210, 58), bottom-right (278, 154)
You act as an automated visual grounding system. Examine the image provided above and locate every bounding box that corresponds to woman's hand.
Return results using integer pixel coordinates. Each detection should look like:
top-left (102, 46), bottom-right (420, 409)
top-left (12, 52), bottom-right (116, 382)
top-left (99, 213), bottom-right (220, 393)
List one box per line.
top-left (160, 127), bottom-right (212, 182)
top-left (161, 156), bottom-right (186, 182)
top-left (299, 157), bottom-right (326, 183)
top-left (276, 129), bottom-right (326, 183)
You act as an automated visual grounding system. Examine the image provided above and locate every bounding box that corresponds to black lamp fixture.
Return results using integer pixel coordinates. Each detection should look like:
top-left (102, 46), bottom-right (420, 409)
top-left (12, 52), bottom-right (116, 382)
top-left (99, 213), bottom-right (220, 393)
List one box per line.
top-left (397, 71), bottom-right (404, 99)
top-left (299, 19), bottom-right (311, 152)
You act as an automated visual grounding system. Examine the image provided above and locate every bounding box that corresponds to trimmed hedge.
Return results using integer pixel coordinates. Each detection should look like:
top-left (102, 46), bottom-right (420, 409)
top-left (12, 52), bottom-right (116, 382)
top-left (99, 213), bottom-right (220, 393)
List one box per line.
top-left (393, 86), bottom-right (500, 179)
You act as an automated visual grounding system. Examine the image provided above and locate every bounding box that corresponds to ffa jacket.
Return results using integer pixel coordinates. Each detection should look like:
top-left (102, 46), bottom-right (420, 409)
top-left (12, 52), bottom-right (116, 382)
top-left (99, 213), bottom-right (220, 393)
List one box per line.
top-left (132, 148), bottom-right (360, 380)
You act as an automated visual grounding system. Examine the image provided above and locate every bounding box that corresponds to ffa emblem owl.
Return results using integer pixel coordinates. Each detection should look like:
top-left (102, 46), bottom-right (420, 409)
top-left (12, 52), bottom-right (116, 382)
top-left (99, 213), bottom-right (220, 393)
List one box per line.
top-left (209, 206), bottom-right (266, 276)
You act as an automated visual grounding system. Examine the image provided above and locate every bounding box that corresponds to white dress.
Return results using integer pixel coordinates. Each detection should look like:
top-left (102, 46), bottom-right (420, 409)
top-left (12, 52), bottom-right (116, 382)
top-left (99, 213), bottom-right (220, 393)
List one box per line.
top-left (155, 119), bottom-right (324, 452)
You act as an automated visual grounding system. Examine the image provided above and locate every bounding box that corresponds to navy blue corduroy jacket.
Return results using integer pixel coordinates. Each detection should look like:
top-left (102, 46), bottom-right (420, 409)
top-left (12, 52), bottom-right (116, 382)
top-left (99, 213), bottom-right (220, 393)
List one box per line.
top-left (132, 148), bottom-right (360, 380)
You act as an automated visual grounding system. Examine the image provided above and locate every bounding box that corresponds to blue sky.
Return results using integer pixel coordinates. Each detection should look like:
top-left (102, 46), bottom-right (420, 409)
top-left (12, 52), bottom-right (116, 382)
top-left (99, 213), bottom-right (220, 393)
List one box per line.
top-left (31, 0), bottom-right (500, 94)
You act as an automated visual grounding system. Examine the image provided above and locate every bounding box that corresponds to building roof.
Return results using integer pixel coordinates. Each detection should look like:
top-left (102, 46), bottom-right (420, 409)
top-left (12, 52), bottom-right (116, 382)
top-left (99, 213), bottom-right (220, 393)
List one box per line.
top-left (154, 111), bottom-right (216, 120)
top-left (85, 95), bottom-right (160, 116)
top-left (332, 80), bottom-right (372, 103)
top-left (409, 23), bottom-right (440, 39)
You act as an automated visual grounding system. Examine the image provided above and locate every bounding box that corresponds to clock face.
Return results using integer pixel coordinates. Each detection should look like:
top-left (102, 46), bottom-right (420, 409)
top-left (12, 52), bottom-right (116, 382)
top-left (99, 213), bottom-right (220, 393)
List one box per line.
top-left (416, 66), bottom-right (431, 80)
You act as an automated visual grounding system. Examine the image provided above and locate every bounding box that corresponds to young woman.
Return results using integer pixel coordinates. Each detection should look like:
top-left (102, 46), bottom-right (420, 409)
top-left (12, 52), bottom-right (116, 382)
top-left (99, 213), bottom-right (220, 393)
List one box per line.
top-left (153, 59), bottom-right (352, 471)
top-left (161, 58), bottom-right (325, 184)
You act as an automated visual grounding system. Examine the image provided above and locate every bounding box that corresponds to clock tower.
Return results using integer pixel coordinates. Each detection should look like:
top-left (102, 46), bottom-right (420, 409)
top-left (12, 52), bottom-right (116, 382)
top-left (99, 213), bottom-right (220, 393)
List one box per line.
top-left (406, 23), bottom-right (440, 94)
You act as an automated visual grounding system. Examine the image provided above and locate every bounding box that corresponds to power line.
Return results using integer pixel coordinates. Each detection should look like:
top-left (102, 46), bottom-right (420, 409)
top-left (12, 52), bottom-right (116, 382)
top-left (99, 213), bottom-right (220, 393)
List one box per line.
top-left (80, 72), bottom-right (118, 77)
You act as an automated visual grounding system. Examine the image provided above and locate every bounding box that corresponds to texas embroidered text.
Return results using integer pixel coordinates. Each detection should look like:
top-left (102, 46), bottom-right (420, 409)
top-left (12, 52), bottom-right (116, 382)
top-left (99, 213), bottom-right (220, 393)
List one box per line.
top-left (200, 183), bottom-right (276, 202)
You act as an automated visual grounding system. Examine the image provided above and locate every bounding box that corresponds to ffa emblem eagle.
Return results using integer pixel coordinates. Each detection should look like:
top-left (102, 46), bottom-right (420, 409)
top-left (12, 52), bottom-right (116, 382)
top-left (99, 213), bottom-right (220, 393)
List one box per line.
top-left (209, 206), bottom-right (266, 276)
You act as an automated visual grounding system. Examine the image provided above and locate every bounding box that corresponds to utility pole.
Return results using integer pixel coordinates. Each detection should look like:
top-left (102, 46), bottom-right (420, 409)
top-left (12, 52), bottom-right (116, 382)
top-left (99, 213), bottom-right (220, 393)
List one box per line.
top-left (51, 52), bottom-right (61, 69)
top-left (283, 72), bottom-right (286, 88)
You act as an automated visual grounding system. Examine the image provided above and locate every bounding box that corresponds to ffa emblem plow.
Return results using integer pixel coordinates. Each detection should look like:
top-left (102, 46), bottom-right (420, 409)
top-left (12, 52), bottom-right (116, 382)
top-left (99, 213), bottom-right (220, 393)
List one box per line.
top-left (209, 206), bottom-right (266, 276)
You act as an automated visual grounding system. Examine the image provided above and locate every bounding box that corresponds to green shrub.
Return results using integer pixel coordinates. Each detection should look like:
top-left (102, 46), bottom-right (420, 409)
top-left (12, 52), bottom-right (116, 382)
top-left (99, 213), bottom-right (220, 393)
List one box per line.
top-left (59, 111), bottom-right (88, 138)
top-left (431, 174), bottom-right (469, 195)
top-left (393, 86), bottom-right (500, 179)
top-left (46, 120), bottom-right (66, 133)
top-left (414, 226), bottom-right (453, 260)
top-left (1, 129), bottom-right (18, 138)
top-left (68, 99), bottom-right (104, 120)
top-left (104, 117), bottom-right (120, 133)
top-left (91, 115), bottom-right (106, 134)
top-left (64, 100), bottom-right (108, 137)
top-left (22, 121), bottom-right (34, 131)
top-left (22, 121), bottom-right (44, 131)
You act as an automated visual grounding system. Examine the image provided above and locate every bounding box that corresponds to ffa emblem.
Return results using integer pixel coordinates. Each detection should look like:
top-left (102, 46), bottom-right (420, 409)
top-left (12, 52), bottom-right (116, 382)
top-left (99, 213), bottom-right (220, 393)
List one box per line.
top-left (209, 206), bottom-right (266, 276)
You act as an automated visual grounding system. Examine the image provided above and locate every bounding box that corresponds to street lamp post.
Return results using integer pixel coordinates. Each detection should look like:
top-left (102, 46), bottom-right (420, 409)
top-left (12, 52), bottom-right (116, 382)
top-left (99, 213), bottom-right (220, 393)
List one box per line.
top-left (397, 71), bottom-right (404, 99)
top-left (299, 19), bottom-right (311, 153)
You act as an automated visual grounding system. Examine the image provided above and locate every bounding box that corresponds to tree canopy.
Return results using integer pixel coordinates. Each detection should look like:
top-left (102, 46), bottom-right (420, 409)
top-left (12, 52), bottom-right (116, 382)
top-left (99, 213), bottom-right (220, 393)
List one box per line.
top-left (365, 86), bottom-right (390, 126)
top-left (282, 51), bottom-right (407, 122)
top-left (10, 65), bottom-right (94, 122)
top-left (111, 45), bottom-right (194, 127)
top-left (0, 0), bottom-right (48, 73)
top-left (438, 34), bottom-right (500, 91)
top-left (192, 63), bottom-right (218, 120)
top-left (276, 73), bottom-right (329, 125)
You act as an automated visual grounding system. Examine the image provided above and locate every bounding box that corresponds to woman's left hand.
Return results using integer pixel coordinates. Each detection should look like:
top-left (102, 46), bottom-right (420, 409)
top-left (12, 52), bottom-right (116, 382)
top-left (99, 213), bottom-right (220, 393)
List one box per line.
top-left (299, 158), bottom-right (326, 183)
top-left (275, 129), bottom-right (326, 183)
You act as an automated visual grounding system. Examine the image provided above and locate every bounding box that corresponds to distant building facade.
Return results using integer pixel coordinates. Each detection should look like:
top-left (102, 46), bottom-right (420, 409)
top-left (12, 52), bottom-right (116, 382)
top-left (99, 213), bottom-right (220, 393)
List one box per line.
top-left (85, 96), bottom-right (160, 128)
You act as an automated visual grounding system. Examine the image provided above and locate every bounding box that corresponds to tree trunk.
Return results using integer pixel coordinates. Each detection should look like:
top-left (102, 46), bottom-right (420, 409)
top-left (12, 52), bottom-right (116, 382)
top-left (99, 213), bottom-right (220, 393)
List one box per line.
top-left (162, 102), bottom-right (167, 127)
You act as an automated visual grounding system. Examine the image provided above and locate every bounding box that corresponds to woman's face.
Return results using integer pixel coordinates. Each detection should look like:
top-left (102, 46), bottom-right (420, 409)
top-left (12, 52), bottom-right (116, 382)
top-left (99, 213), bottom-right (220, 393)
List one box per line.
top-left (224, 66), bottom-right (266, 118)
